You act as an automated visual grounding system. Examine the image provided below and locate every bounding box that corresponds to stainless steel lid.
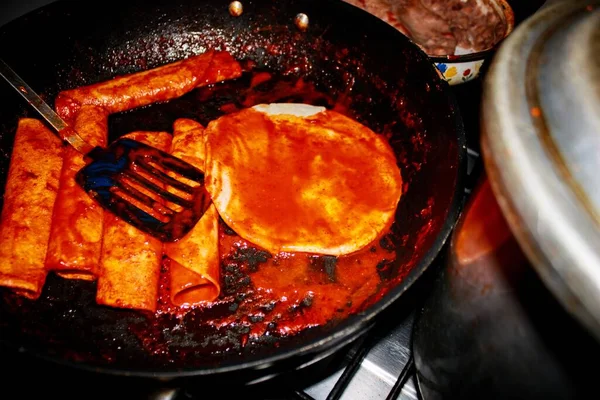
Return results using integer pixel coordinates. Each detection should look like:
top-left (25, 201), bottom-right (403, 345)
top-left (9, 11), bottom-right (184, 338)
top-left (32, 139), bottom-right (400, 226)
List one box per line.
top-left (482, 0), bottom-right (600, 340)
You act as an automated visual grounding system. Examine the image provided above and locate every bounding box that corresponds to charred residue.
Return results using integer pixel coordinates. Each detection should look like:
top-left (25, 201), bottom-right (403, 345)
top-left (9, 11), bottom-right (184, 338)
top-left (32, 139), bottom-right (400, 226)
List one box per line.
top-left (376, 259), bottom-right (399, 281)
top-left (229, 246), bottom-right (272, 273)
top-left (309, 255), bottom-right (338, 283)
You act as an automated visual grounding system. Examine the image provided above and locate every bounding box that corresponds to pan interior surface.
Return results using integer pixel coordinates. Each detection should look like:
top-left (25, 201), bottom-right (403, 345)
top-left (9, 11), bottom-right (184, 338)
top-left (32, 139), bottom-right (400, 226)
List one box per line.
top-left (0, 0), bottom-right (465, 376)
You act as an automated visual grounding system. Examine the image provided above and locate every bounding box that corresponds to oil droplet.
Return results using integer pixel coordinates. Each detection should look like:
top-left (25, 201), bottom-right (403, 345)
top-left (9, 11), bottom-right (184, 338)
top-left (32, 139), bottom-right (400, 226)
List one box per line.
top-left (228, 1), bottom-right (243, 17)
top-left (530, 107), bottom-right (541, 118)
top-left (295, 13), bottom-right (309, 32)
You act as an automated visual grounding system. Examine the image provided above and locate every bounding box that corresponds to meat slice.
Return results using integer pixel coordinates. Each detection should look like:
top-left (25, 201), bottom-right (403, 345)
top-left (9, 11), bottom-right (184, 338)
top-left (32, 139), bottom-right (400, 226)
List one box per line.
top-left (391, 0), bottom-right (457, 55)
top-left (345, 0), bottom-right (507, 55)
top-left (420, 0), bottom-right (507, 52)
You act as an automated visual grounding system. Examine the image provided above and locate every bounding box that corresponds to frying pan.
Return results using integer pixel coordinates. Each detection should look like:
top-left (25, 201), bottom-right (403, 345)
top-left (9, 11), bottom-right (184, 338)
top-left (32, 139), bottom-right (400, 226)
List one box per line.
top-left (0, 0), bottom-right (466, 383)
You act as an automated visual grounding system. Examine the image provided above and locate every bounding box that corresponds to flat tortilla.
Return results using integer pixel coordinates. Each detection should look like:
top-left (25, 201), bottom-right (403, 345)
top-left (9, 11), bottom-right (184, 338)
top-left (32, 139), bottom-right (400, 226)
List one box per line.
top-left (204, 104), bottom-right (403, 256)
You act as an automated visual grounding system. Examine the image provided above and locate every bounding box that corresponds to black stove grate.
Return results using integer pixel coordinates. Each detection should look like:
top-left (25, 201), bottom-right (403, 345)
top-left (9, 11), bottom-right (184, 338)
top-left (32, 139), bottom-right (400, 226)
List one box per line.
top-left (300, 334), bottom-right (418, 400)
top-left (386, 355), bottom-right (415, 400)
top-left (292, 338), bottom-right (417, 400)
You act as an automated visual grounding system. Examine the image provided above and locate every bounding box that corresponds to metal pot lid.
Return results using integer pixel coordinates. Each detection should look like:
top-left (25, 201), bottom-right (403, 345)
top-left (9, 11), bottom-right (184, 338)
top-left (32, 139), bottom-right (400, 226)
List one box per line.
top-left (482, 0), bottom-right (600, 341)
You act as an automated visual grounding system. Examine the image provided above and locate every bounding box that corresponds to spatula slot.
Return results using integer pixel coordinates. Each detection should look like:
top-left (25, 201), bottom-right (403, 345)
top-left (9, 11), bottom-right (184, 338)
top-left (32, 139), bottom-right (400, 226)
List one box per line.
top-left (110, 185), bottom-right (172, 223)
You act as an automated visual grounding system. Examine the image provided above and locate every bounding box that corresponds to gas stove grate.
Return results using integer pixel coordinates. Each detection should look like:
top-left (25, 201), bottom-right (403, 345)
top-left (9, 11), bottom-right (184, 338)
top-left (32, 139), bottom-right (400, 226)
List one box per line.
top-left (292, 319), bottom-right (420, 400)
top-left (385, 355), bottom-right (415, 400)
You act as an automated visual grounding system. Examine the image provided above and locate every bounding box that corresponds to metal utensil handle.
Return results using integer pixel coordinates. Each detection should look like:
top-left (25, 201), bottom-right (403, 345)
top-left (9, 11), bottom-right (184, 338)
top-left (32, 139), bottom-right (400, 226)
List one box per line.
top-left (0, 58), bottom-right (93, 154)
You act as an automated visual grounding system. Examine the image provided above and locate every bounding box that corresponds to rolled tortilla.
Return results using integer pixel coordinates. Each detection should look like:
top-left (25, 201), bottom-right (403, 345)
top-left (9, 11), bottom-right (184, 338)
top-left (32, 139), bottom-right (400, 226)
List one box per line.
top-left (96, 131), bottom-right (172, 312)
top-left (164, 119), bottom-right (220, 306)
top-left (45, 105), bottom-right (108, 280)
top-left (55, 51), bottom-right (242, 121)
top-left (203, 51), bottom-right (244, 85)
top-left (0, 119), bottom-right (63, 299)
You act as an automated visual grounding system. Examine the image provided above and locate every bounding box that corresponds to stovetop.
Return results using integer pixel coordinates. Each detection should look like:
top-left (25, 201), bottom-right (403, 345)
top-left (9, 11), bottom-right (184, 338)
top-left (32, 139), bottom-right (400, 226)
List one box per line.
top-left (0, 1), bottom-right (546, 399)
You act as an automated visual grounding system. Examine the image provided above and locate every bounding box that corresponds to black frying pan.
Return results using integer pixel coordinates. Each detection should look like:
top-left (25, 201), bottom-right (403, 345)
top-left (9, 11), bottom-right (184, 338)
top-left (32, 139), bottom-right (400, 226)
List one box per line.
top-left (0, 0), bottom-right (466, 383)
